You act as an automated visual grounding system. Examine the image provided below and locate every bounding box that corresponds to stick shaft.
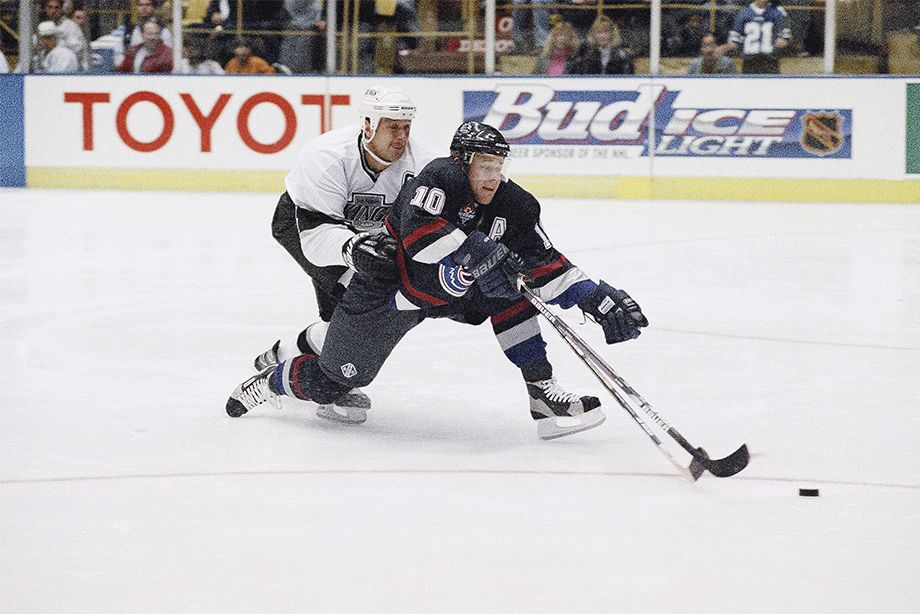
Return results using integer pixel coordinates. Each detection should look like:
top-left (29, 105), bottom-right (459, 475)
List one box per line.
top-left (521, 285), bottom-right (695, 481)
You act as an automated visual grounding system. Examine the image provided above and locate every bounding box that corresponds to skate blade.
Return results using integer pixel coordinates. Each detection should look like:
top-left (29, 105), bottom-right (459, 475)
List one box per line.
top-left (538, 409), bottom-right (606, 440)
top-left (315, 403), bottom-right (368, 424)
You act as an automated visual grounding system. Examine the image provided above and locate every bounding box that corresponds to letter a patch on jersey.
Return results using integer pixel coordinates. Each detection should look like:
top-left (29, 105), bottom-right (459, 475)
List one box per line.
top-left (488, 217), bottom-right (507, 240)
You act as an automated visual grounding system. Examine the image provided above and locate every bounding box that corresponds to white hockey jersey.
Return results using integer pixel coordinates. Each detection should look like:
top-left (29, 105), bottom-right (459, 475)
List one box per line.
top-left (285, 125), bottom-right (440, 268)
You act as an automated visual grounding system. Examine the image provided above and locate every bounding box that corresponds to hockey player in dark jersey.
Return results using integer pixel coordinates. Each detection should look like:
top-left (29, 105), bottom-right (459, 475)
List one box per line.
top-left (227, 121), bottom-right (648, 439)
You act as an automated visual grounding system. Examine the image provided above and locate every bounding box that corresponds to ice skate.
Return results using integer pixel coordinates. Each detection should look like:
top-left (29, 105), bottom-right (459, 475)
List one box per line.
top-left (315, 389), bottom-right (372, 424)
top-left (527, 377), bottom-right (604, 440)
top-left (226, 366), bottom-right (281, 417)
top-left (253, 340), bottom-right (281, 371)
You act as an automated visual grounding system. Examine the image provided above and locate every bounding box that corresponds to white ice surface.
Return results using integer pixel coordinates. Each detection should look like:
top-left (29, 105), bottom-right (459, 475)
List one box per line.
top-left (2, 190), bottom-right (919, 613)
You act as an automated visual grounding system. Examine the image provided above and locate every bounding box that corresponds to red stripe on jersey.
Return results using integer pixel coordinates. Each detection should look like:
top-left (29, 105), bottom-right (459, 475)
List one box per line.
top-left (401, 217), bottom-right (448, 249)
top-left (490, 298), bottom-right (532, 326)
top-left (395, 245), bottom-right (448, 307)
top-left (532, 255), bottom-right (569, 279)
top-left (290, 354), bottom-right (313, 400)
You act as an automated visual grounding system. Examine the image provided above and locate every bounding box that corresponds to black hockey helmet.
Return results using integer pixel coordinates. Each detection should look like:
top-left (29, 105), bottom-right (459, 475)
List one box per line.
top-left (450, 121), bottom-right (510, 167)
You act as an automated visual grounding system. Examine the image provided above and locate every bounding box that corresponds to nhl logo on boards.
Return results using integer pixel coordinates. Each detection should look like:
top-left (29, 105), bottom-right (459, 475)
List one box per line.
top-left (800, 112), bottom-right (844, 156)
top-left (340, 363), bottom-right (358, 378)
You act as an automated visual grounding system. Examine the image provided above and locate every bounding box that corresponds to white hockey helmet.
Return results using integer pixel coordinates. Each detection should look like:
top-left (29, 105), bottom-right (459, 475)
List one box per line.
top-left (359, 86), bottom-right (416, 141)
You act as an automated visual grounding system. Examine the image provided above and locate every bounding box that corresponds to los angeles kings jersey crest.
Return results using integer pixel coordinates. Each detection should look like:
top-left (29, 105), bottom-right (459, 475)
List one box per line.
top-left (284, 125), bottom-right (439, 267)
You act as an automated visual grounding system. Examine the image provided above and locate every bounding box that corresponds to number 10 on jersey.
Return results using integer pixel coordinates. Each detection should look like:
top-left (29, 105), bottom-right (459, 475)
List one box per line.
top-left (409, 186), bottom-right (447, 215)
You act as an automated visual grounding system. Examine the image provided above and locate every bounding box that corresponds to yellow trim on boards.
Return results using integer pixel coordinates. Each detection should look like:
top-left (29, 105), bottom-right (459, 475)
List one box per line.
top-left (26, 168), bottom-right (920, 203)
top-left (27, 168), bottom-right (287, 192)
top-left (514, 175), bottom-right (920, 204)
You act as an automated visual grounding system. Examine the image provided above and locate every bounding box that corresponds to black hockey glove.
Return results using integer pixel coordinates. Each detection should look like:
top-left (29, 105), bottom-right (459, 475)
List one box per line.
top-left (452, 230), bottom-right (529, 300)
top-left (577, 281), bottom-right (649, 344)
top-left (342, 231), bottom-right (398, 281)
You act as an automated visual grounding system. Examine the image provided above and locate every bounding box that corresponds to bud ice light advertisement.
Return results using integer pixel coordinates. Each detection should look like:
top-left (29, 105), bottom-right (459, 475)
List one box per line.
top-left (464, 84), bottom-right (852, 159)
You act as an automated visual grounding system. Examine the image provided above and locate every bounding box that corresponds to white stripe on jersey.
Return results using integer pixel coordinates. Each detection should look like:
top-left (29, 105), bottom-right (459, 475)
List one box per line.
top-left (412, 228), bottom-right (467, 264)
top-left (392, 290), bottom-right (419, 311)
top-left (495, 317), bottom-right (541, 351)
top-left (532, 267), bottom-right (590, 303)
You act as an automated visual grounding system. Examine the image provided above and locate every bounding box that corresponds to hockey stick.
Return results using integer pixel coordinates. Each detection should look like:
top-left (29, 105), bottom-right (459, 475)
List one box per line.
top-left (519, 283), bottom-right (749, 480)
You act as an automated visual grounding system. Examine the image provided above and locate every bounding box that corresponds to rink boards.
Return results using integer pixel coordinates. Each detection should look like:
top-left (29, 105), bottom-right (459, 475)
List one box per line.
top-left (2, 73), bottom-right (919, 202)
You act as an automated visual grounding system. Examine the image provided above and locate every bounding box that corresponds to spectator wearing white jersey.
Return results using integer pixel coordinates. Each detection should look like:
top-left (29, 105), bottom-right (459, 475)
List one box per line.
top-left (18, 21), bottom-right (80, 73)
top-left (41, 0), bottom-right (89, 70)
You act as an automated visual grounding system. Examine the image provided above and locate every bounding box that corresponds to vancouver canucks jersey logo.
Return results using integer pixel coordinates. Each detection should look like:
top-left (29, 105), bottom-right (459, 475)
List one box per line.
top-left (344, 193), bottom-right (390, 231)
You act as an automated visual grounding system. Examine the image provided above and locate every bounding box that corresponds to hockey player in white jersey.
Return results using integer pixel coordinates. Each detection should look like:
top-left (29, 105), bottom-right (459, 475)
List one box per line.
top-left (254, 85), bottom-right (440, 423)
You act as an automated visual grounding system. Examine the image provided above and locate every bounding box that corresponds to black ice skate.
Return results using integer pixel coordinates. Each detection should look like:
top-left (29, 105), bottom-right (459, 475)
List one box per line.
top-left (226, 366), bottom-right (281, 417)
top-left (253, 340), bottom-right (281, 371)
top-left (315, 389), bottom-right (372, 424)
top-left (527, 378), bottom-right (604, 440)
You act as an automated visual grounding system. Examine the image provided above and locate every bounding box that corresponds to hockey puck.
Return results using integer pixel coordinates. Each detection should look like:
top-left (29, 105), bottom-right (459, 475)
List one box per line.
top-left (798, 488), bottom-right (820, 497)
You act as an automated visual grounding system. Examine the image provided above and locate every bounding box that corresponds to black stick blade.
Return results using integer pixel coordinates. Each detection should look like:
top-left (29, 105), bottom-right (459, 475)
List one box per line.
top-left (704, 444), bottom-right (750, 478)
top-left (688, 456), bottom-right (706, 481)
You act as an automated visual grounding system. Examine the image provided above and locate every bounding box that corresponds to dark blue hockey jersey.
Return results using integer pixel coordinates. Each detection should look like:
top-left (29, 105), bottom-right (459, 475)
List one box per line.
top-left (729, 2), bottom-right (791, 55)
top-left (384, 157), bottom-right (594, 311)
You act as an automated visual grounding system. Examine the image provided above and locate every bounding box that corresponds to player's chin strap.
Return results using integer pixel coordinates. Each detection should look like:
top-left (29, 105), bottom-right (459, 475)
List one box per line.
top-left (361, 134), bottom-right (397, 169)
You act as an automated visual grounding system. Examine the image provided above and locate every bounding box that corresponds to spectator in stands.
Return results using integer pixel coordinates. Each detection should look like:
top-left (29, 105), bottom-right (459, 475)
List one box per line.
top-left (534, 18), bottom-right (580, 75)
top-left (668, 13), bottom-right (708, 56)
top-left (42, 0), bottom-right (88, 70)
top-left (69, 6), bottom-right (92, 70)
top-left (224, 37), bottom-right (276, 73)
top-left (117, 20), bottom-right (173, 73)
top-left (775, 0), bottom-right (811, 54)
top-left (204, 0), bottom-right (288, 63)
top-left (609, 0), bottom-right (650, 59)
top-left (113, 0), bottom-right (172, 67)
top-left (687, 33), bottom-right (737, 73)
top-left (203, 0), bottom-right (234, 29)
top-left (175, 38), bottom-right (225, 74)
top-left (0, 49), bottom-right (8, 73)
top-left (71, 7), bottom-right (87, 29)
top-left (278, 0), bottom-right (325, 73)
top-left (722, 0), bottom-right (790, 73)
top-left (511, 0), bottom-right (551, 54)
top-left (394, 0), bottom-right (421, 51)
top-left (333, 0), bottom-right (408, 73)
top-left (18, 21), bottom-right (80, 73)
top-left (570, 14), bottom-right (633, 74)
